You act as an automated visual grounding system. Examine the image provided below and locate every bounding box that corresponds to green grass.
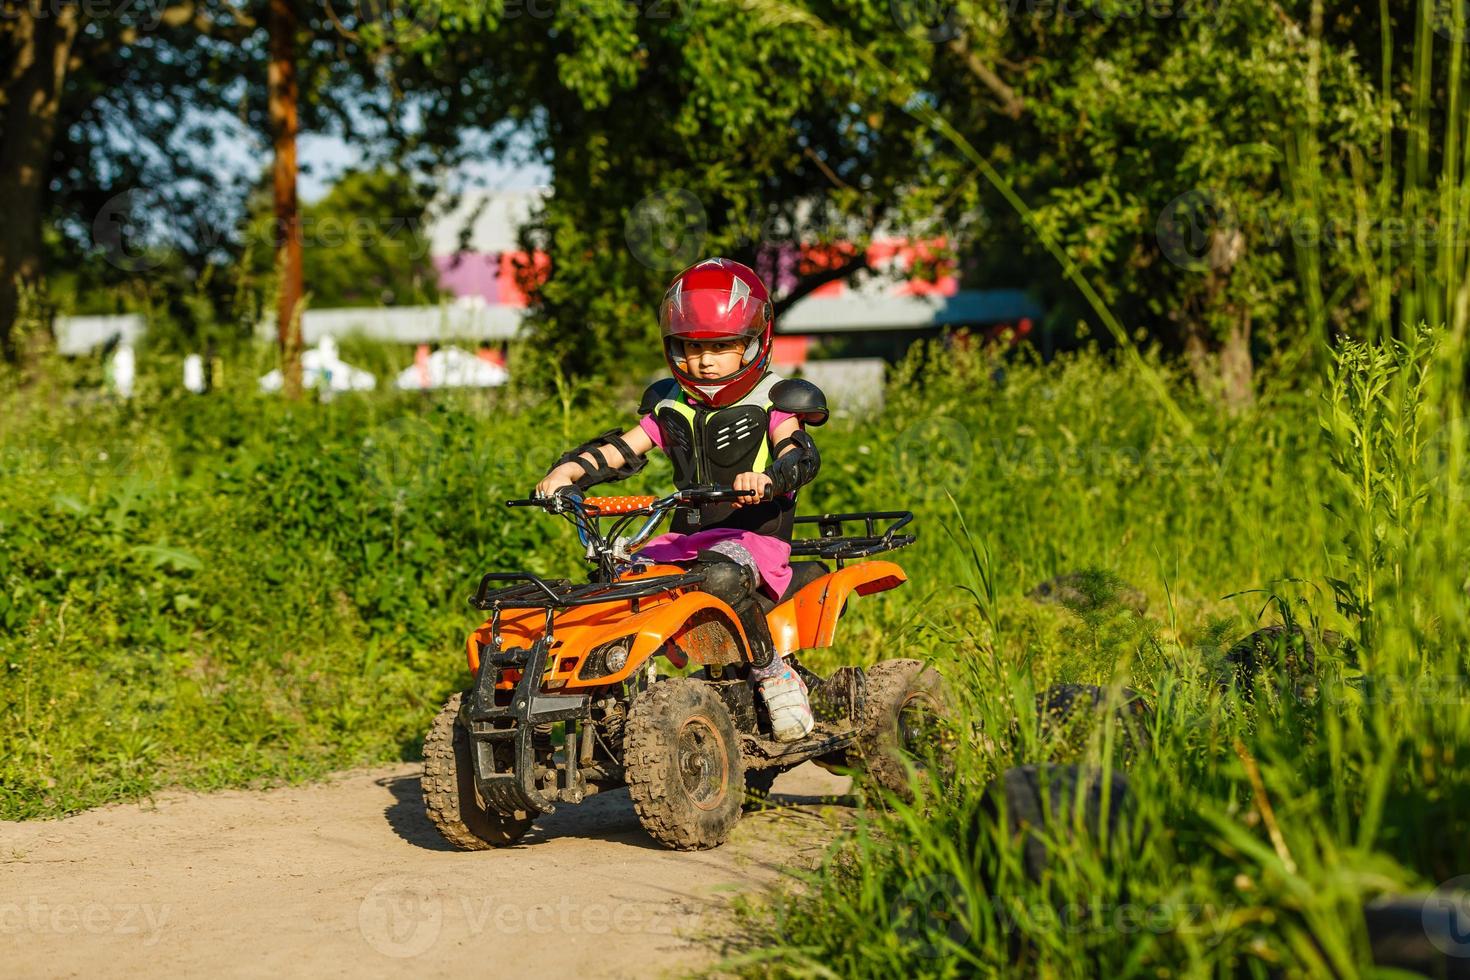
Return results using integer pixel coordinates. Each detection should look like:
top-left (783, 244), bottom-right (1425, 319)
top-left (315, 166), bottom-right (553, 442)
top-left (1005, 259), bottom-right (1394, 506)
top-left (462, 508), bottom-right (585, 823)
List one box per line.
top-left (3, 332), bottom-right (1467, 975)
top-left (721, 332), bottom-right (1470, 977)
top-left (0, 337), bottom-right (1324, 820)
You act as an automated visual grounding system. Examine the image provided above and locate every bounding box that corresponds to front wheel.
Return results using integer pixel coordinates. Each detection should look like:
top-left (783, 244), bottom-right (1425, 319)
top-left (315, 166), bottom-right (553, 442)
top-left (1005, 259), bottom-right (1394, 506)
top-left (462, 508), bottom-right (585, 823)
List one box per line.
top-left (624, 678), bottom-right (745, 850)
top-left (421, 693), bottom-right (534, 849)
top-left (853, 659), bottom-right (955, 802)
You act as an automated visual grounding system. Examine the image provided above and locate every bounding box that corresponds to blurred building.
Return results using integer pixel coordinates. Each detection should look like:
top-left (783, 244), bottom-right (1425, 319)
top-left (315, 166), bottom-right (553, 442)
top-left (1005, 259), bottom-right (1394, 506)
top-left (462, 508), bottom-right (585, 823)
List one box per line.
top-left (56, 188), bottom-right (1042, 411)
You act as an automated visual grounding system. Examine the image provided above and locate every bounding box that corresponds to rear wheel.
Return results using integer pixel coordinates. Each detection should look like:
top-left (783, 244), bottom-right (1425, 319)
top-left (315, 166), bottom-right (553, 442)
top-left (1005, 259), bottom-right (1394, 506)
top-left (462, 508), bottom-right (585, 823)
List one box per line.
top-left (853, 659), bottom-right (955, 802)
top-left (421, 693), bottom-right (534, 850)
top-left (624, 678), bottom-right (745, 849)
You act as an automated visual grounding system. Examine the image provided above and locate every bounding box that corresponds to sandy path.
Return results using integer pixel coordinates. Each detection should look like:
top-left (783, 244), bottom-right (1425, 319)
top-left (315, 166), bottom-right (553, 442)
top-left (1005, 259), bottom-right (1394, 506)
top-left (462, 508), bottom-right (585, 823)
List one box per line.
top-left (0, 764), bottom-right (852, 979)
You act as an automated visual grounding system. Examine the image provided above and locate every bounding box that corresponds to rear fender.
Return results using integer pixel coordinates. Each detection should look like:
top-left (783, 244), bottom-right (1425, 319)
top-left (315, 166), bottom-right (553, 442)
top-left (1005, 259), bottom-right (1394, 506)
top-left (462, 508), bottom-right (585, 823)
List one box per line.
top-left (767, 560), bottom-right (907, 655)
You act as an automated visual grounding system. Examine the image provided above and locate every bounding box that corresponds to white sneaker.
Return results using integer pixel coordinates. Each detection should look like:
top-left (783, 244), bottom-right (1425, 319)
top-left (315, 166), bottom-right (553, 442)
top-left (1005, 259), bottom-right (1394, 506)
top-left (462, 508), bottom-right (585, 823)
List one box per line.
top-left (759, 668), bottom-right (815, 743)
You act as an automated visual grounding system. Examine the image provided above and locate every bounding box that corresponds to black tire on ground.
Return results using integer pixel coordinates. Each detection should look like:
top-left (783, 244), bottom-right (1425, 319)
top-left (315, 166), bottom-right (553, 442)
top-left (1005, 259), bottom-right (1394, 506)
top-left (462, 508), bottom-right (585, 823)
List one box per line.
top-left (743, 767), bottom-right (780, 810)
top-left (624, 677), bottom-right (745, 850)
top-left (1363, 895), bottom-right (1470, 978)
top-left (1037, 683), bottom-right (1154, 757)
top-left (421, 692), bottom-right (534, 850)
top-left (852, 659), bottom-right (954, 801)
top-left (981, 764), bottom-right (1132, 882)
top-left (1223, 624), bottom-right (1317, 700)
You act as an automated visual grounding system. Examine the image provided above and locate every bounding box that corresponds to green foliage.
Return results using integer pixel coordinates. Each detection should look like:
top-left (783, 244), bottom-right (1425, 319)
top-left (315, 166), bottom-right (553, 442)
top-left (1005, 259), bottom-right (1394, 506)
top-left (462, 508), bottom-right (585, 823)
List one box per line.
top-left (7, 326), bottom-right (1470, 976)
top-left (723, 330), bottom-right (1470, 977)
top-left (0, 334), bottom-right (1325, 822)
top-left (395, 0), bottom-right (939, 380)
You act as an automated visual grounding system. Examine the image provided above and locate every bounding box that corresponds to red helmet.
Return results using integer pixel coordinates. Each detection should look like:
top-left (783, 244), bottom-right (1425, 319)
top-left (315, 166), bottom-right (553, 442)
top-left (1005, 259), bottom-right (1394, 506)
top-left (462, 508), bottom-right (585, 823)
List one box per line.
top-left (659, 257), bottom-right (774, 407)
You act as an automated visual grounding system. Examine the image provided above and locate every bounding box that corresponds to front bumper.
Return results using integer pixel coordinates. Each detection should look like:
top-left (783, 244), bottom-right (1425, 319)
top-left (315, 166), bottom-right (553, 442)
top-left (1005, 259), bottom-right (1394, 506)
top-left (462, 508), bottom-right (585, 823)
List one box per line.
top-left (461, 637), bottom-right (589, 815)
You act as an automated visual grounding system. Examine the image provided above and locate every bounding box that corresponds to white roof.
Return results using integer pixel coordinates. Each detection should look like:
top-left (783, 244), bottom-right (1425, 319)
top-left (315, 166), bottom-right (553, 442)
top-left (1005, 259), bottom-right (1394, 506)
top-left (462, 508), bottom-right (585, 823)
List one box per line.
top-left (426, 188), bottom-right (547, 255)
top-left (258, 336), bottom-right (377, 393)
top-left (395, 346), bottom-right (509, 390)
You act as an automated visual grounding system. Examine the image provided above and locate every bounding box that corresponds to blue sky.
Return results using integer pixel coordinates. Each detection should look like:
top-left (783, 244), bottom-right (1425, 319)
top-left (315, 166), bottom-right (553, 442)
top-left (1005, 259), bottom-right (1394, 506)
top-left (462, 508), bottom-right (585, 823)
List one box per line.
top-left (297, 133), bottom-right (550, 203)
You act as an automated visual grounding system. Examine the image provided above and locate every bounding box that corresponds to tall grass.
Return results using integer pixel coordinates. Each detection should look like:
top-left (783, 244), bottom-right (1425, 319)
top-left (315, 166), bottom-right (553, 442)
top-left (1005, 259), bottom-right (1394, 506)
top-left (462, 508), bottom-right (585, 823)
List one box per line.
top-left (725, 329), bottom-right (1470, 976)
top-left (720, 1), bottom-right (1470, 975)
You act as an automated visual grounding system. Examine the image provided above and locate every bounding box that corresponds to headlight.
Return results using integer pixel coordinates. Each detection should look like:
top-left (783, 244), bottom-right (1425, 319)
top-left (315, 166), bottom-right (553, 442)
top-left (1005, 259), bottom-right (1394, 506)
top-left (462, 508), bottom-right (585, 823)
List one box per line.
top-left (579, 635), bottom-right (637, 680)
top-left (604, 640), bottom-right (630, 673)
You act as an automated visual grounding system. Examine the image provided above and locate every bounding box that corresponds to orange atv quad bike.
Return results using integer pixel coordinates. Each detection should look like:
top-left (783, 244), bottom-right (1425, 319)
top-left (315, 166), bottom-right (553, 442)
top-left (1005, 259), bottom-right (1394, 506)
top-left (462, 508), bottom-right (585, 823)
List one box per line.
top-left (421, 484), bottom-right (951, 851)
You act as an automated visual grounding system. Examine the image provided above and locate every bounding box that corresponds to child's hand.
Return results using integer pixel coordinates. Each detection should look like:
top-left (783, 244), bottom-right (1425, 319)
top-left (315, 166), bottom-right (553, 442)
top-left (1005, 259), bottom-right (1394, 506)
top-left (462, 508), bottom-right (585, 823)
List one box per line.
top-left (731, 471), bottom-right (772, 506)
top-left (535, 465), bottom-right (580, 498)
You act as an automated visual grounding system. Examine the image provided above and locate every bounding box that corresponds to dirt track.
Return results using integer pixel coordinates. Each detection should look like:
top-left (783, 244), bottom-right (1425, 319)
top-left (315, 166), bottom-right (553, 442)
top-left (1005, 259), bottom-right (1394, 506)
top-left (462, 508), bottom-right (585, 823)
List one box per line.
top-left (0, 764), bottom-right (852, 979)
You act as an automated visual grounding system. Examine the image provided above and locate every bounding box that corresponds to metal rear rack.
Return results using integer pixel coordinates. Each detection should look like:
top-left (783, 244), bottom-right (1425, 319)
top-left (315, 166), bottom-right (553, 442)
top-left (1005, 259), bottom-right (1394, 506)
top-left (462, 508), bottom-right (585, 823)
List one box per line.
top-left (790, 511), bottom-right (916, 565)
top-left (470, 570), bottom-right (707, 610)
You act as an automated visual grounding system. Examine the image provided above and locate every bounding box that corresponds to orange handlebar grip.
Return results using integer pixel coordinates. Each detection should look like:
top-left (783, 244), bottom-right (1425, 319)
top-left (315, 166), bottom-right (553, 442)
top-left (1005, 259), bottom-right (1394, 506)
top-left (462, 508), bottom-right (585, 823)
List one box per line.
top-left (583, 495), bottom-right (658, 515)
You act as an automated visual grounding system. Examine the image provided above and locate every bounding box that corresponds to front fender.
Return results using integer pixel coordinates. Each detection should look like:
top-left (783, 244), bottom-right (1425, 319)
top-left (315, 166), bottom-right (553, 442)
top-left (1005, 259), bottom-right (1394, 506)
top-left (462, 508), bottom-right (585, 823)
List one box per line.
top-left (556, 591), bottom-right (750, 689)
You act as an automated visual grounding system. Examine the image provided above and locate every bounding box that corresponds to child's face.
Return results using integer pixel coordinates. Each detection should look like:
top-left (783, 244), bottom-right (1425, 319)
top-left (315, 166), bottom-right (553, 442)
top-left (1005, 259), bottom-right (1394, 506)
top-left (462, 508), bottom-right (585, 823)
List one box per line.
top-left (681, 338), bottom-right (746, 379)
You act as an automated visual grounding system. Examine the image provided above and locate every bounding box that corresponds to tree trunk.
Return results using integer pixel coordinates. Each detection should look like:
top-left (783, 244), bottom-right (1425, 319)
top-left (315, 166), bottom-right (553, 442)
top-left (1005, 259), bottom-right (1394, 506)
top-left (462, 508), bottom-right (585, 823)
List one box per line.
top-left (0, 4), bottom-right (81, 359)
top-left (1184, 317), bottom-right (1254, 412)
top-left (1218, 315), bottom-right (1254, 410)
top-left (269, 0), bottom-right (304, 398)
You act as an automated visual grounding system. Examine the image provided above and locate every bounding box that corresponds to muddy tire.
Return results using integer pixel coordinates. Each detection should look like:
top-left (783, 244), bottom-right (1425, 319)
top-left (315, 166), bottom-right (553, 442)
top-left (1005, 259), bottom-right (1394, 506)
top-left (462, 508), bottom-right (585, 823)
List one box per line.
top-left (624, 677), bottom-right (744, 850)
top-left (421, 693), bottom-right (533, 850)
top-left (853, 659), bottom-right (954, 801)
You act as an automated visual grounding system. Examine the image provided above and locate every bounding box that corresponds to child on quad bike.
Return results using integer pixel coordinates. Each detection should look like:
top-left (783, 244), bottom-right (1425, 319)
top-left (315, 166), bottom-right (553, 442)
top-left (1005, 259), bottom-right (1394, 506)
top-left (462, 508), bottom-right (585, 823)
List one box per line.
top-left (535, 257), bottom-right (825, 742)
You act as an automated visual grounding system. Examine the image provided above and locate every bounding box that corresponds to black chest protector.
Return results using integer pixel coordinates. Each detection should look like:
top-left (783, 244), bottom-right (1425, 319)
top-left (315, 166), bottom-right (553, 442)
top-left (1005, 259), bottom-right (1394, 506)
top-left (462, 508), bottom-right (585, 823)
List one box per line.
top-left (647, 375), bottom-right (795, 540)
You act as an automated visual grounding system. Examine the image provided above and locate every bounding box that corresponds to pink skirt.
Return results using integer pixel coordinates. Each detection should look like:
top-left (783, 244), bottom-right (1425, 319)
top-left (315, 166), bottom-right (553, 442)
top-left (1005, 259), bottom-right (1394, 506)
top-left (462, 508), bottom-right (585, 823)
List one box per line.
top-left (636, 529), bottom-right (793, 599)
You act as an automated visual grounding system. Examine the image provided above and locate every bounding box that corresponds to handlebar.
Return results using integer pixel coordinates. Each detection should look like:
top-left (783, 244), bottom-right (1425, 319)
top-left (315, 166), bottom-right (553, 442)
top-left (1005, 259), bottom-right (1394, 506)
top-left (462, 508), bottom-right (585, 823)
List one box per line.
top-left (505, 484), bottom-right (762, 514)
top-left (505, 484), bottom-right (769, 573)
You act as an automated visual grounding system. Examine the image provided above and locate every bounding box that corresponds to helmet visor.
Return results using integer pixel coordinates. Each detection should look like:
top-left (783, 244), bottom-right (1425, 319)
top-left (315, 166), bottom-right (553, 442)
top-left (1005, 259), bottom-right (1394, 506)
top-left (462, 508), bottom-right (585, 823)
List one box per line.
top-left (659, 287), bottom-right (769, 342)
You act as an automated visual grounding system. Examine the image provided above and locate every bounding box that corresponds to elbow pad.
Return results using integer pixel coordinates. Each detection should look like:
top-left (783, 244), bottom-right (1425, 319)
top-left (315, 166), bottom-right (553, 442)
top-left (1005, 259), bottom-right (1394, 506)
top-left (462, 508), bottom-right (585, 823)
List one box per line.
top-left (764, 430), bottom-right (820, 495)
top-left (553, 429), bottom-right (647, 489)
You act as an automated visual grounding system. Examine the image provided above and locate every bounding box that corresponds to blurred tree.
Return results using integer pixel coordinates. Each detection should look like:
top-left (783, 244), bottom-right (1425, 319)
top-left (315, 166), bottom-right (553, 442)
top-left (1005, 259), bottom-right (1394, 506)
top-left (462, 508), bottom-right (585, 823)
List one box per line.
top-left (390, 0), bottom-right (947, 381)
top-left (939, 1), bottom-right (1382, 399)
top-left (241, 168), bottom-right (439, 308)
top-left (0, 0), bottom-right (417, 358)
top-left (389, 0), bottom-right (1390, 398)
